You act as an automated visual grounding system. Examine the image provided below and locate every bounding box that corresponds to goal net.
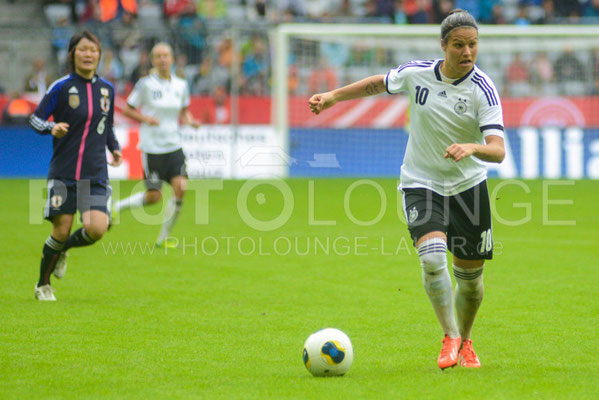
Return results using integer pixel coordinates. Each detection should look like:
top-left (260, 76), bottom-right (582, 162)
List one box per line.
top-left (273, 25), bottom-right (599, 179)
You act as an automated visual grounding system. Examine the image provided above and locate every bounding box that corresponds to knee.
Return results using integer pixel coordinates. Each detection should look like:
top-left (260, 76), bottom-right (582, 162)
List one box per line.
top-left (454, 266), bottom-right (484, 292)
top-left (418, 238), bottom-right (448, 275)
top-left (52, 222), bottom-right (71, 242)
top-left (53, 229), bottom-right (70, 242)
top-left (173, 185), bottom-right (186, 200)
top-left (145, 190), bottom-right (161, 204)
top-left (84, 224), bottom-right (108, 241)
top-left (419, 252), bottom-right (447, 275)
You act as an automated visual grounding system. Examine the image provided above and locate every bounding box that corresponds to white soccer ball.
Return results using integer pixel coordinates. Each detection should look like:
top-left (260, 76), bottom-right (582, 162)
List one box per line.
top-left (302, 328), bottom-right (353, 377)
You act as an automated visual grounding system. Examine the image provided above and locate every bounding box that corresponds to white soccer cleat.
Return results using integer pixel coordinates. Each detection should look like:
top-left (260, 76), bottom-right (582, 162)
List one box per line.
top-left (35, 284), bottom-right (56, 301)
top-left (53, 252), bottom-right (68, 279)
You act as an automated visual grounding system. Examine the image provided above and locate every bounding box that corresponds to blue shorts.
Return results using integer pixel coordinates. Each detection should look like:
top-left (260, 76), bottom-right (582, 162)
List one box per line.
top-left (44, 179), bottom-right (112, 221)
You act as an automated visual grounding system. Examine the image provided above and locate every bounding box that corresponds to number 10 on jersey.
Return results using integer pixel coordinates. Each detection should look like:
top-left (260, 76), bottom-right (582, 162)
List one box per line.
top-left (415, 85), bottom-right (429, 105)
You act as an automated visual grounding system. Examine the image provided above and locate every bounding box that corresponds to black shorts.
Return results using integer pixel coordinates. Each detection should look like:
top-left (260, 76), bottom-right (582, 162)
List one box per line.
top-left (142, 149), bottom-right (187, 190)
top-left (401, 180), bottom-right (493, 260)
top-left (44, 179), bottom-right (112, 221)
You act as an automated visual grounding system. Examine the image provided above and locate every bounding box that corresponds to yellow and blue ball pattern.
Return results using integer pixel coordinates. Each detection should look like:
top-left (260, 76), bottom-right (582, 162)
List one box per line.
top-left (303, 347), bottom-right (311, 368)
top-left (320, 340), bottom-right (346, 365)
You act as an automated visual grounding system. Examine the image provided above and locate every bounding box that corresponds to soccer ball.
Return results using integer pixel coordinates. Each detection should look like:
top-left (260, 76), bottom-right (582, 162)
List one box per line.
top-left (302, 328), bottom-right (353, 377)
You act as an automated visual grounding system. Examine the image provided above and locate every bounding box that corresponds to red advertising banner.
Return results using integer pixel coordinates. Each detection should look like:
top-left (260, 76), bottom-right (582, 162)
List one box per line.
top-left (3, 95), bottom-right (598, 128)
top-left (189, 96), bottom-right (599, 128)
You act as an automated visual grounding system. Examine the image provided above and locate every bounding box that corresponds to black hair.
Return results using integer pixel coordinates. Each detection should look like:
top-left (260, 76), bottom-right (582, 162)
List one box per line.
top-left (67, 31), bottom-right (102, 72)
top-left (440, 9), bottom-right (478, 43)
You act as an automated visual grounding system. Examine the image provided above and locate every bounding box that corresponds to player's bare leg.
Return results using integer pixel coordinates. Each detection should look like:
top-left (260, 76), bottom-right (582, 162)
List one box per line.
top-left (156, 176), bottom-right (186, 248)
top-left (114, 188), bottom-right (161, 214)
top-left (144, 189), bottom-right (162, 205)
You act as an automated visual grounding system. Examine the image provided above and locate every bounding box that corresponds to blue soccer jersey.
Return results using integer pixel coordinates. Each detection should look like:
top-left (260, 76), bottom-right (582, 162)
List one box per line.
top-left (29, 73), bottom-right (120, 181)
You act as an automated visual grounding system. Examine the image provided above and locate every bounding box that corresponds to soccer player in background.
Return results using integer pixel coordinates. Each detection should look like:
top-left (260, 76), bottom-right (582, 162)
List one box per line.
top-left (308, 9), bottom-right (505, 369)
top-left (29, 31), bottom-right (122, 301)
top-left (113, 42), bottom-right (200, 248)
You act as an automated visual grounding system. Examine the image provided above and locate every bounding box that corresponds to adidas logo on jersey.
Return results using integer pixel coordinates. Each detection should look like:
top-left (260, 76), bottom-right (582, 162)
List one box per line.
top-left (437, 90), bottom-right (447, 98)
top-left (69, 86), bottom-right (79, 94)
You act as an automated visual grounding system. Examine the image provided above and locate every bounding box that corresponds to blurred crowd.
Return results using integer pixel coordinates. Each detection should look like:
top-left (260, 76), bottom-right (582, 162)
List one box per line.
top-left (40, 0), bottom-right (599, 26)
top-left (502, 47), bottom-right (599, 97)
top-left (7, 0), bottom-right (599, 102)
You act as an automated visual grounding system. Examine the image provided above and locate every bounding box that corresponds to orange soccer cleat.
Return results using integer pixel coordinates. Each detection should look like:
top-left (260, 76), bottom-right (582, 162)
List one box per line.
top-left (438, 335), bottom-right (461, 370)
top-left (459, 339), bottom-right (481, 368)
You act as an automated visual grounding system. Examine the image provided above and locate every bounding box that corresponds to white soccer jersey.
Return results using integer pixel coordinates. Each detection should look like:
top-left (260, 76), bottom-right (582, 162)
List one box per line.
top-left (127, 73), bottom-right (190, 154)
top-left (385, 59), bottom-right (504, 196)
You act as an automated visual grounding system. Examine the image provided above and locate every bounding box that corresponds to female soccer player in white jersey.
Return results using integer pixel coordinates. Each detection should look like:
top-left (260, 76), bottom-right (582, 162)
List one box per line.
top-left (309, 9), bottom-right (505, 369)
top-left (114, 42), bottom-right (200, 248)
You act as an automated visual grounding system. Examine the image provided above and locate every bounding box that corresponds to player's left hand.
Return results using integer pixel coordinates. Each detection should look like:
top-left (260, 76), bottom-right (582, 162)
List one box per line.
top-left (190, 120), bottom-right (201, 129)
top-left (109, 150), bottom-right (123, 167)
top-left (444, 143), bottom-right (477, 162)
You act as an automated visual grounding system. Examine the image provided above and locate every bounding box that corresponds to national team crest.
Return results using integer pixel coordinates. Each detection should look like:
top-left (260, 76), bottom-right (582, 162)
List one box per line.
top-left (50, 194), bottom-right (63, 209)
top-left (149, 172), bottom-right (160, 183)
top-left (454, 98), bottom-right (467, 115)
top-left (100, 87), bottom-right (110, 113)
top-left (69, 94), bottom-right (80, 109)
top-left (408, 207), bottom-right (418, 224)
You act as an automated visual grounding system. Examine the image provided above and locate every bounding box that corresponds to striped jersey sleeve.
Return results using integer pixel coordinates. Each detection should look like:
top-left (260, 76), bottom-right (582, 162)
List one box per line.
top-left (472, 70), bottom-right (504, 138)
top-left (385, 60), bottom-right (435, 94)
top-left (29, 75), bottom-right (69, 135)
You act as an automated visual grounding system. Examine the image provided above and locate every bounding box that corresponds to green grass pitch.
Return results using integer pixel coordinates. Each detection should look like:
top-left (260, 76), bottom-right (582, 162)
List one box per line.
top-left (1, 178), bottom-right (598, 399)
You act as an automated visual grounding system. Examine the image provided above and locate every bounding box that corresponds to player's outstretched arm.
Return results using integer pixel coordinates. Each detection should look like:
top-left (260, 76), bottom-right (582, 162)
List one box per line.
top-left (180, 107), bottom-right (200, 128)
top-left (122, 104), bottom-right (160, 126)
top-left (309, 74), bottom-right (386, 115)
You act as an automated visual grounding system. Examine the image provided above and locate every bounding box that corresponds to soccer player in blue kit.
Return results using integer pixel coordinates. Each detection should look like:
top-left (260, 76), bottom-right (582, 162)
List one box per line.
top-left (309, 10), bottom-right (505, 369)
top-left (29, 31), bottom-right (122, 301)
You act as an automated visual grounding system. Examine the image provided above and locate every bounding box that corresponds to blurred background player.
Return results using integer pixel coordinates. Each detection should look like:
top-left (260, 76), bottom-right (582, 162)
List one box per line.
top-left (29, 31), bottom-right (122, 301)
top-left (308, 10), bottom-right (505, 370)
top-left (113, 42), bottom-right (200, 248)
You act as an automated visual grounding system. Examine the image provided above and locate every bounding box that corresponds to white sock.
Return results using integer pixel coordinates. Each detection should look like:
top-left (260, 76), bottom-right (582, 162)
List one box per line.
top-left (453, 265), bottom-right (484, 340)
top-left (158, 197), bottom-right (182, 242)
top-left (418, 238), bottom-right (460, 338)
top-left (114, 192), bottom-right (146, 212)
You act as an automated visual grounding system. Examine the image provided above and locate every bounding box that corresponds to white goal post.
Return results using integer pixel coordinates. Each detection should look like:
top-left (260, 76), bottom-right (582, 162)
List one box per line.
top-left (273, 24), bottom-right (599, 179)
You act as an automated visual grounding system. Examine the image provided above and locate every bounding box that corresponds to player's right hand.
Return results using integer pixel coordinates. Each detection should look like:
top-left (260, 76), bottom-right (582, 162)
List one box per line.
top-left (51, 122), bottom-right (69, 138)
top-left (145, 116), bottom-right (160, 126)
top-left (309, 92), bottom-right (336, 115)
